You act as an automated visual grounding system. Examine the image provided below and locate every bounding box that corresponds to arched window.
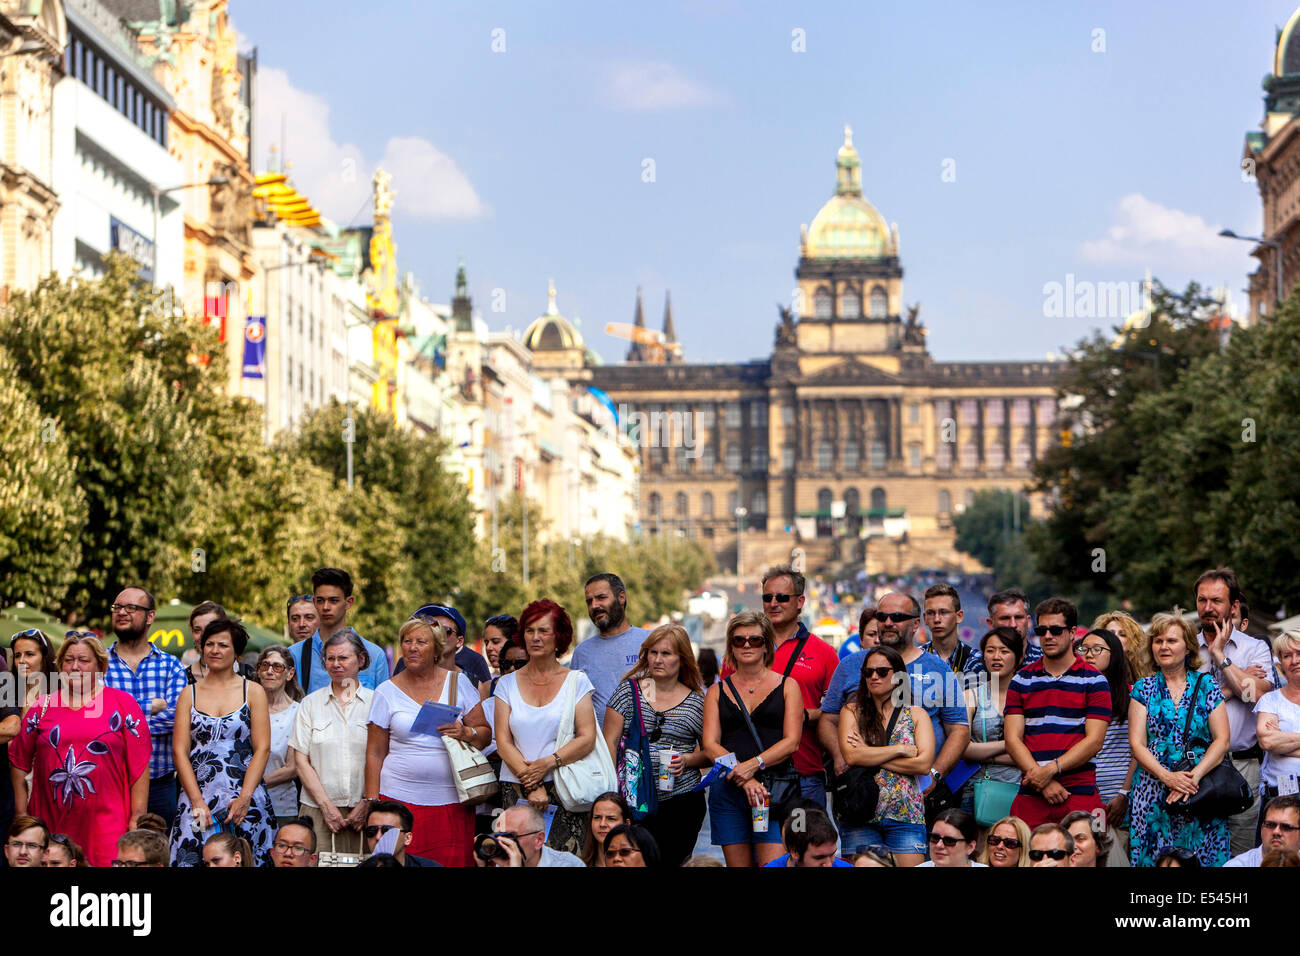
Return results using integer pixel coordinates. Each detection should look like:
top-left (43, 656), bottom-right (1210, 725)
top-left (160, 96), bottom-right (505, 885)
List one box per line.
top-left (675, 492), bottom-right (688, 517)
top-left (870, 487), bottom-right (887, 512)
top-left (817, 488), bottom-right (833, 510)
top-left (870, 440), bottom-right (887, 470)
top-left (727, 490), bottom-right (739, 515)
top-left (817, 441), bottom-right (833, 470)
top-left (869, 286), bottom-right (888, 318)
top-left (843, 441), bottom-right (859, 471)
top-left (838, 290), bottom-right (860, 318)
top-left (701, 492), bottom-right (714, 517)
top-left (648, 492), bottom-right (661, 517)
top-left (938, 489), bottom-right (952, 513)
top-left (814, 289), bottom-right (833, 318)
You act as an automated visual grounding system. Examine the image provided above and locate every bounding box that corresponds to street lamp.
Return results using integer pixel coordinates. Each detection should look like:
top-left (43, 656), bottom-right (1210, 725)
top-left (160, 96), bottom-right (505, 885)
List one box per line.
top-left (1218, 228), bottom-right (1283, 316)
top-left (150, 175), bottom-right (229, 284)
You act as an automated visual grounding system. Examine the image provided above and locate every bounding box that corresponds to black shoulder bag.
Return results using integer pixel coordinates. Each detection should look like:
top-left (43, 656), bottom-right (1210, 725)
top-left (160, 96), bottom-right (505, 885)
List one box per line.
top-left (724, 675), bottom-right (803, 824)
top-left (832, 704), bottom-right (902, 828)
top-left (1169, 673), bottom-right (1252, 819)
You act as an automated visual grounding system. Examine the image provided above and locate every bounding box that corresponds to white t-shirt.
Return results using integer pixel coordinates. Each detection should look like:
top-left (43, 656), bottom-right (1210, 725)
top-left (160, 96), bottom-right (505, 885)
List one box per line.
top-left (369, 672), bottom-right (479, 807)
top-left (1255, 690), bottom-right (1300, 787)
top-left (1223, 846), bottom-right (1262, 867)
top-left (917, 860), bottom-right (989, 867)
top-left (493, 670), bottom-right (595, 785)
top-left (265, 702), bottom-right (300, 818)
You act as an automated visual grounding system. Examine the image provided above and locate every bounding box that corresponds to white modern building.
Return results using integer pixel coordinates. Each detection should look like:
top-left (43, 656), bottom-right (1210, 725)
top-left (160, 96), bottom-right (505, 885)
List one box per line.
top-left (50, 0), bottom-right (182, 290)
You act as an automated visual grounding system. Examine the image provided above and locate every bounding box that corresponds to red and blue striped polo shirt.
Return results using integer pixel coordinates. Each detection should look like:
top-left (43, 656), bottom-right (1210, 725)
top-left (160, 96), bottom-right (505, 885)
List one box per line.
top-left (1004, 657), bottom-right (1112, 794)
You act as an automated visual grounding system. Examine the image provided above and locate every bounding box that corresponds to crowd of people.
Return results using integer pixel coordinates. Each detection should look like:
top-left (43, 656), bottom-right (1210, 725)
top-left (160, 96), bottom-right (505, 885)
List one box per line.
top-left (3, 562), bottom-right (1299, 870)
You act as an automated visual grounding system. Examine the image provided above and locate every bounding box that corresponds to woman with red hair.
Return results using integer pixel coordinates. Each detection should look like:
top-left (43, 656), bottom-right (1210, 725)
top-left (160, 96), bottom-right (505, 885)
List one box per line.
top-left (493, 600), bottom-right (602, 854)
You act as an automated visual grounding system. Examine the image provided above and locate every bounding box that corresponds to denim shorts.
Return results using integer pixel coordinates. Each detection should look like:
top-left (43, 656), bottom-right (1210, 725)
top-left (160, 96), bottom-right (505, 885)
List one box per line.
top-left (708, 781), bottom-right (782, 846)
top-left (839, 818), bottom-right (927, 856)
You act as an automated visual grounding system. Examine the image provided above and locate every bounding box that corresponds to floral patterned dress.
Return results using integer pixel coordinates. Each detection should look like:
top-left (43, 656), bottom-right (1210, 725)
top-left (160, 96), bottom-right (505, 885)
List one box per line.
top-left (8, 686), bottom-right (151, 868)
top-left (170, 680), bottom-right (275, 867)
top-left (872, 706), bottom-right (926, 826)
top-left (1130, 672), bottom-right (1230, 867)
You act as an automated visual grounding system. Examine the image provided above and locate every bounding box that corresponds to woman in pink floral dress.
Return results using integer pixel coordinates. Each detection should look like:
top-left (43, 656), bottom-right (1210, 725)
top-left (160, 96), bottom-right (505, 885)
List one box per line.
top-left (9, 634), bottom-right (151, 867)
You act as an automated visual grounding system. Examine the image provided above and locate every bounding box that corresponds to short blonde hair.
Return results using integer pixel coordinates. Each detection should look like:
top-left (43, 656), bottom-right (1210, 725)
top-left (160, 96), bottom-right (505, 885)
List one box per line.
top-left (723, 611), bottom-right (775, 670)
top-left (398, 617), bottom-right (447, 660)
top-left (977, 816), bottom-right (1032, 867)
top-left (1146, 610), bottom-right (1202, 671)
top-left (1093, 610), bottom-right (1153, 679)
top-left (1272, 630), bottom-right (1300, 661)
top-left (56, 634), bottom-right (108, 672)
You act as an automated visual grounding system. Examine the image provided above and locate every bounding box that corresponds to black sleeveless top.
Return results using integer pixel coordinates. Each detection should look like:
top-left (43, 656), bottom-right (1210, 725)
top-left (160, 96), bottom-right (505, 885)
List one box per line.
top-left (718, 677), bottom-right (787, 762)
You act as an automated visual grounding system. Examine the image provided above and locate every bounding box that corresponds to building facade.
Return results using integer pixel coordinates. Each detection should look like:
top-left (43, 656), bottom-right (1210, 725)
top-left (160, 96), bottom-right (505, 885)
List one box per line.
top-left (0, 0), bottom-right (64, 302)
top-left (51, 0), bottom-right (181, 290)
top-left (589, 128), bottom-right (1062, 575)
top-left (1243, 6), bottom-right (1300, 321)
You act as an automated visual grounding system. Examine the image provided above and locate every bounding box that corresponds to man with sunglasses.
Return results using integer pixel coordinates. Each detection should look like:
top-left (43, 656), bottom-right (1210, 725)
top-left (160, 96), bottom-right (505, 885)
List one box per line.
top-left (1224, 795), bottom-right (1300, 867)
top-left (720, 564), bottom-right (840, 809)
top-left (1004, 597), bottom-right (1111, 829)
top-left (1028, 823), bottom-right (1074, 867)
top-left (104, 586), bottom-right (188, 822)
top-left (363, 799), bottom-right (442, 866)
top-left (818, 591), bottom-right (970, 818)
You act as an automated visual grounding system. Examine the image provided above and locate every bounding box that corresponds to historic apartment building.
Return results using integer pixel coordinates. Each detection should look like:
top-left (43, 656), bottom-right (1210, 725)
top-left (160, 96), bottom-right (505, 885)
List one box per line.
top-left (587, 128), bottom-right (1062, 576)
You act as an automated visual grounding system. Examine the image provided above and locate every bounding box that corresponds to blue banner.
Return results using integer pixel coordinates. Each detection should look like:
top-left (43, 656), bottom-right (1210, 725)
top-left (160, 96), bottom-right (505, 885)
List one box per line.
top-left (242, 315), bottom-right (266, 379)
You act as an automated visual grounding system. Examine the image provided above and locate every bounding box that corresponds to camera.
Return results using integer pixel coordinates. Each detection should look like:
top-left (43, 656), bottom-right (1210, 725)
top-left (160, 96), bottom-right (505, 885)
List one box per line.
top-left (474, 831), bottom-right (519, 863)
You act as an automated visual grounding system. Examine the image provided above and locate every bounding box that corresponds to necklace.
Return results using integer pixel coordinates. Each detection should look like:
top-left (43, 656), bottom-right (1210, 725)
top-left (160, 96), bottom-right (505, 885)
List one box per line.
top-left (526, 668), bottom-right (562, 686)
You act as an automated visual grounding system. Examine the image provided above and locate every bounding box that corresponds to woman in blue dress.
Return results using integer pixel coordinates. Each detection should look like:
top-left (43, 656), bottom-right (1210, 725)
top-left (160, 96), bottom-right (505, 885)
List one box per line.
top-left (1128, 611), bottom-right (1232, 867)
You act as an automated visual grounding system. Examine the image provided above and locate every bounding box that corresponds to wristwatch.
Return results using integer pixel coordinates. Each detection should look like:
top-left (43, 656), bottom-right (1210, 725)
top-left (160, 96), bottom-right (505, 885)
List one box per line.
top-left (756, 755), bottom-right (768, 770)
top-left (930, 767), bottom-right (945, 783)
top-left (1221, 655), bottom-right (1234, 671)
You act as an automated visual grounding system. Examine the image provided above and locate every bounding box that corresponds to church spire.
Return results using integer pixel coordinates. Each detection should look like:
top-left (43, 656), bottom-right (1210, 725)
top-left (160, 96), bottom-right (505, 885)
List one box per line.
top-left (835, 124), bottom-right (862, 197)
top-left (662, 290), bottom-right (678, 363)
top-left (627, 286), bottom-right (647, 362)
top-left (452, 257), bottom-right (472, 332)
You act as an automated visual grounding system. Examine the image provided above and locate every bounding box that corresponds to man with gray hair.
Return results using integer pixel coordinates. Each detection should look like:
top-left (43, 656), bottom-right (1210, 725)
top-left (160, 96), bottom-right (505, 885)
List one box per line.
top-left (487, 805), bottom-right (584, 867)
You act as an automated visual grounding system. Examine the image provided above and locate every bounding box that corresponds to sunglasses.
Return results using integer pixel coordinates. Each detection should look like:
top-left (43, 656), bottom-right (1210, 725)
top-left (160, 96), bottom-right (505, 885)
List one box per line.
top-left (1034, 625), bottom-right (1071, 637)
top-left (9, 629), bottom-right (51, 648)
top-left (287, 594), bottom-right (314, 610)
top-left (731, 635), bottom-right (766, 648)
top-left (927, 833), bottom-right (966, 847)
top-left (1028, 848), bottom-right (1070, 861)
top-left (1262, 821), bottom-right (1300, 834)
top-left (863, 666), bottom-right (895, 679)
top-left (363, 824), bottom-right (404, 840)
top-left (874, 612), bottom-right (919, 623)
top-left (499, 656), bottom-right (528, 672)
top-left (985, 835), bottom-right (1022, 850)
top-left (761, 593), bottom-right (793, 604)
top-left (607, 846), bottom-right (642, 859)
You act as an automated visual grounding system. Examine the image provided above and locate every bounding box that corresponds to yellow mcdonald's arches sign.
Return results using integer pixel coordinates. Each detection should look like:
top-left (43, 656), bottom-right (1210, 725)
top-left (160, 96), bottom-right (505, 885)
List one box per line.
top-left (148, 629), bottom-right (187, 648)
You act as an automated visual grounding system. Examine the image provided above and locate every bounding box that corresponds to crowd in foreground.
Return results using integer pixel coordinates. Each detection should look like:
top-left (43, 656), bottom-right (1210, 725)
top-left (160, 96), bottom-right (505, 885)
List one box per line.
top-left (2, 562), bottom-right (1299, 869)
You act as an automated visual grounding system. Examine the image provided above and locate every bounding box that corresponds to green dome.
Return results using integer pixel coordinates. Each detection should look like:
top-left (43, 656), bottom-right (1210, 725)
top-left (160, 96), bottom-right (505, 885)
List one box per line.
top-left (803, 125), bottom-right (893, 260)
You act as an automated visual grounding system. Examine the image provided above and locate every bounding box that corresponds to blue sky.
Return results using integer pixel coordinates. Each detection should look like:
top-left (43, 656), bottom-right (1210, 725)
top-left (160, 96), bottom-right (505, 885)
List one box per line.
top-left (234, 0), bottom-right (1294, 365)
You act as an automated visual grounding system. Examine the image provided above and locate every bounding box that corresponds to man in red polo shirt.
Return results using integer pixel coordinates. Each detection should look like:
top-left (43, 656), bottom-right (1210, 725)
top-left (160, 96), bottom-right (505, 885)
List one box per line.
top-left (1003, 597), bottom-right (1110, 828)
top-left (723, 563), bottom-right (840, 809)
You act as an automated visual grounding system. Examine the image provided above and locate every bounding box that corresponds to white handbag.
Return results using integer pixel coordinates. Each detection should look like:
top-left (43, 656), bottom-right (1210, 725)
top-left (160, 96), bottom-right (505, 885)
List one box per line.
top-left (441, 672), bottom-right (499, 806)
top-left (553, 671), bottom-right (617, 812)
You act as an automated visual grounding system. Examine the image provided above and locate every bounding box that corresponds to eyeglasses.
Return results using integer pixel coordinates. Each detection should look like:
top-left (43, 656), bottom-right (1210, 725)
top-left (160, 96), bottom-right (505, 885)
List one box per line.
top-left (731, 635), bottom-right (765, 648)
top-left (271, 842), bottom-right (311, 857)
top-left (1075, 643), bottom-right (1109, 659)
top-left (874, 612), bottom-right (919, 623)
top-left (363, 824), bottom-right (403, 840)
top-left (607, 846), bottom-right (642, 859)
top-left (6, 841), bottom-right (45, 853)
top-left (258, 662), bottom-right (287, 673)
top-left (109, 603), bottom-right (150, 615)
top-left (985, 835), bottom-right (1021, 849)
top-left (863, 666), bottom-right (895, 679)
top-left (1033, 625), bottom-right (1071, 637)
top-left (927, 833), bottom-right (966, 847)
top-left (1262, 821), bottom-right (1300, 834)
top-left (110, 859), bottom-right (150, 867)
top-left (1027, 848), bottom-right (1070, 861)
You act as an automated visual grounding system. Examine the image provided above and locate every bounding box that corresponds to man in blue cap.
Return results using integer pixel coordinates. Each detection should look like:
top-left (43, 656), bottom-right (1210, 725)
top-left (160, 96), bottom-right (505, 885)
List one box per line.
top-left (397, 603), bottom-right (491, 688)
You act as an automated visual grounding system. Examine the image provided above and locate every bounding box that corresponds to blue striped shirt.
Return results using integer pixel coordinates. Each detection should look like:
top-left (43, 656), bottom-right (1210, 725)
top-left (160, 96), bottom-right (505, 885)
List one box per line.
top-left (105, 641), bottom-right (189, 779)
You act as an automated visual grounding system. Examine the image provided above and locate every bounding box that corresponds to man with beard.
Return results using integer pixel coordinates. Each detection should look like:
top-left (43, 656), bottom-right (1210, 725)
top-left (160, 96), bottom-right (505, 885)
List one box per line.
top-left (572, 573), bottom-right (650, 718)
top-left (104, 585), bottom-right (188, 821)
top-left (818, 591), bottom-right (969, 842)
top-left (1193, 567), bottom-right (1274, 855)
top-left (1003, 597), bottom-right (1110, 828)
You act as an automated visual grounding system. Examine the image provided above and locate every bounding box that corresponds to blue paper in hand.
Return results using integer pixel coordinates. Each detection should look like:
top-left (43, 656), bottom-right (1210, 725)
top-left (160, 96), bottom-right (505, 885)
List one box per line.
top-left (691, 759), bottom-right (736, 792)
top-left (411, 701), bottom-right (462, 737)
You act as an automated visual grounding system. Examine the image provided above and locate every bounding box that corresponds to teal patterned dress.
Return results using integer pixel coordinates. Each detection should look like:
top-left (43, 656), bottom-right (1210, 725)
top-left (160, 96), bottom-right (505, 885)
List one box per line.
top-left (1129, 672), bottom-right (1230, 867)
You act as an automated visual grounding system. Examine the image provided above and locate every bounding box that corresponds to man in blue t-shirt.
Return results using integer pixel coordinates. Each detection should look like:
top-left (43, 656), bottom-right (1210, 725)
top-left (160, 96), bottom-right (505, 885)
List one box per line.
top-left (571, 572), bottom-right (650, 719)
top-left (762, 808), bottom-right (853, 867)
top-left (818, 592), bottom-right (970, 793)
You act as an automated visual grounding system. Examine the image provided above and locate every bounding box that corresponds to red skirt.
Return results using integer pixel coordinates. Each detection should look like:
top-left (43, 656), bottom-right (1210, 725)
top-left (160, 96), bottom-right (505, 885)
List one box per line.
top-left (381, 795), bottom-right (475, 867)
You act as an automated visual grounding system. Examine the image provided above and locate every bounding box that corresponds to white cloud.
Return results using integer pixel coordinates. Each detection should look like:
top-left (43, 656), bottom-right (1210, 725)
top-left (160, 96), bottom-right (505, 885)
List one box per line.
top-left (598, 61), bottom-right (727, 111)
top-left (253, 66), bottom-right (486, 224)
top-left (1078, 193), bottom-right (1232, 267)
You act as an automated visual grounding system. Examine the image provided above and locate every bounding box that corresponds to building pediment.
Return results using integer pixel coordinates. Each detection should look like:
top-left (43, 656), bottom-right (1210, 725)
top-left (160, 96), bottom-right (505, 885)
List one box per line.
top-left (798, 357), bottom-right (901, 385)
